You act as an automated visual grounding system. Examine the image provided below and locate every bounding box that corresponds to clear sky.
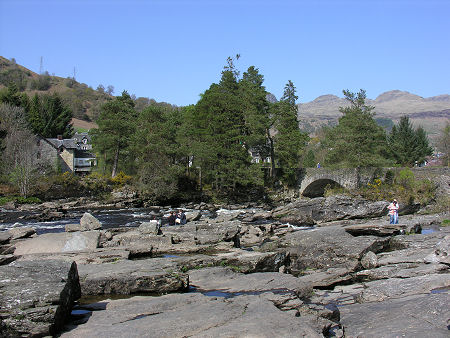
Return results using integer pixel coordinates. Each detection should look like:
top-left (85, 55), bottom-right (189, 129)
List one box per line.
top-left (1, 0), bottom-right (449, 106)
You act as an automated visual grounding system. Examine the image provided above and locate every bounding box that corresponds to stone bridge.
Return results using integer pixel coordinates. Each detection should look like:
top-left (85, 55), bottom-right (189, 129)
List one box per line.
top-left (298, 167), bottom-right (449, 198)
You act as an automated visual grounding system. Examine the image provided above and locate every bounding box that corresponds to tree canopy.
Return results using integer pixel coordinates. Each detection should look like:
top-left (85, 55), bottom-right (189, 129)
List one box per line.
top-left (324, 89), bottom-right (390, 168)
top-left (388, 116), bottom-right (433, 166)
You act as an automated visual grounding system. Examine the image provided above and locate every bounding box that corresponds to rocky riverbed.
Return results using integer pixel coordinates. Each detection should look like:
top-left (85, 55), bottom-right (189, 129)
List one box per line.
top-left (0, 195), bottom-right (449, 337)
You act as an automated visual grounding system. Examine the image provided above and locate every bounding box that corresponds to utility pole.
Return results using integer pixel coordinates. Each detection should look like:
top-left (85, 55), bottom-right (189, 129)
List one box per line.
top-left (39, 56), bottom-right (43, 74)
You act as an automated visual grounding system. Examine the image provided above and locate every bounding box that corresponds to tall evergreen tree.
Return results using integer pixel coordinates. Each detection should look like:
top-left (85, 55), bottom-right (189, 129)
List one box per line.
top-left (388, 116), bottom-right (433, 166)
top-left (273, 80), bottom-right (309, 185)
top-left (132, 104), bottom-right (183, 200)
top-left (190, 58), bottom-right (262, 193)
top-left (91, 91), bottom-right (136, 177)
top-left (324, 89), bottom-right (390, 168)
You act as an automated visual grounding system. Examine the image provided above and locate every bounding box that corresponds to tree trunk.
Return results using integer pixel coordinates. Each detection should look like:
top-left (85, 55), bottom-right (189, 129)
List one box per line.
top-left (111, 145), bottom-right (120, 178)
top-left (268, 134), bottom-right (276, 178)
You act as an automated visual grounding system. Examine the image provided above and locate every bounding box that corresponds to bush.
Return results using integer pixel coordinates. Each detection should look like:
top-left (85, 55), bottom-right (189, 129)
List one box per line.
top-left (0, 196), bottom-right (41, 205)
top-left (81, 172), bottom-right (112, 195)
top-left (360, 168), bottom-right (436, 206)
top-left (111, 171), bottom-right (133, 187)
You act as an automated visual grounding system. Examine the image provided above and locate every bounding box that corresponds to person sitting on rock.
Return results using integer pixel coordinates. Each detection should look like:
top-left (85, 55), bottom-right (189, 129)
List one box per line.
top-left (176, 209), bottom-right (187, 225)
top-left (167, 212), bottom-right (176, 226)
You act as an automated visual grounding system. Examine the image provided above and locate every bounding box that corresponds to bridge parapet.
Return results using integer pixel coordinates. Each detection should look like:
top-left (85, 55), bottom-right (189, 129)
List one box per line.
top-left (298, 167), bottom-right (449, 198)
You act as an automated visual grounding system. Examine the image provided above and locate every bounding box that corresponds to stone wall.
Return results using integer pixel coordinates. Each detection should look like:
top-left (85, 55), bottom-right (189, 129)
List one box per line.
top-left (59, 148), bottom-right (75, 172)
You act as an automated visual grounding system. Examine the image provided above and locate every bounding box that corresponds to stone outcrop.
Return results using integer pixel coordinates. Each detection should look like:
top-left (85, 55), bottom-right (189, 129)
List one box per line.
top-left (77, 259), bottom-right (189, 295)
top-left (0, 260), bottom-right (81, 337)
top-left (13, 231), bottom-right (101, 255)
top-left (272, 195), bottom-right (388, 225)
top-left (79, 212), bottom-right (102, 230)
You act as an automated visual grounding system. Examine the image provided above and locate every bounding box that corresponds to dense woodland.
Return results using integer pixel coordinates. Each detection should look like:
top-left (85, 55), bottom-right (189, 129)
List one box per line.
top-left (0, 56), bottom-right (448, 203)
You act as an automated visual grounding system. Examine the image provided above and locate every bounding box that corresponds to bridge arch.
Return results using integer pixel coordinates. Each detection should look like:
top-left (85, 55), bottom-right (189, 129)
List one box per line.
top-left (301, 178), bottom-right (342, 198)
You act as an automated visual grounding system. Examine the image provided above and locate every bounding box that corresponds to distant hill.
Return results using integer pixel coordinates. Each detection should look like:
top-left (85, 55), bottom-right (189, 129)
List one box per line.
top-left (298, 90), bottom-right (450, 145)
top-left (2, 56), bottom-right (448, 144)
top-left (0, 56), bottom-right (112, 122)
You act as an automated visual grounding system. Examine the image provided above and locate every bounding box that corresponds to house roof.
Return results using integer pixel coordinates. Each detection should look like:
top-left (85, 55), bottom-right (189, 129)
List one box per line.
top-left (46, 138), bottom-right (78, 149)
top-left (75, 149), bottom-right (95, 158)
top-left (73, 132), bottom-right (92, 143)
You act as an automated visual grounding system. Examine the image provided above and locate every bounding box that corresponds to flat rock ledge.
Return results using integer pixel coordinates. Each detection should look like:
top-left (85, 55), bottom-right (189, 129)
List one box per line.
top-left (0, 259), bottom-right (81, 337)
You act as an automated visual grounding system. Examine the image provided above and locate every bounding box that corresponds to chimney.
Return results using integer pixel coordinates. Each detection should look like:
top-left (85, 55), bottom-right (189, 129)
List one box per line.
top-left (57, 135), bottom-right (63, 140)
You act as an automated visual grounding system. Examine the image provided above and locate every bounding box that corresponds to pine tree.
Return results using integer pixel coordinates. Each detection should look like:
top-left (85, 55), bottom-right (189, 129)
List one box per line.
top-left (324, 89), bottom-right (390, 168)
top-left (273, 80), bottom-right (309, 185)
top-left (91, 91), bottom-right (136, 177)
top-left (388, 116), bottom-right (433, 166)
top-left (190, 58), bottom-right (262, 193)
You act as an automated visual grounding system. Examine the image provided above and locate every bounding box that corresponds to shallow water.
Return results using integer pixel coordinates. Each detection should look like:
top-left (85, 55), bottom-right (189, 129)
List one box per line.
top-left (188, 286), bottom-right (293, 299)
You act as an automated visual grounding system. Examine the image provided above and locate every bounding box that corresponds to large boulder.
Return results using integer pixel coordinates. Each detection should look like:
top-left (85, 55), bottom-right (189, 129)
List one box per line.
top-left (77, 258), bottom-right (188, 295)
top-left (138, 221), bottom-right (161, 235)
top-left (0, 260), bottom-right (81, 337)
top-left (425, 234), bottom-right (450, 265)
top-left (79, 212), bottom-right (102, 230)
top-left (272, 195), bottom-right (387, 225)
top-left (7, 226), bottom-right (36, 240)
top-left (14, 231), bottom-right (101, 255)
top-left (282, 225), bottom-right (390, 276)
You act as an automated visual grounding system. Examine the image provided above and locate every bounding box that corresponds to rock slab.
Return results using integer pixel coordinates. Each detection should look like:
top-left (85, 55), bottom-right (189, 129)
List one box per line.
top-left (0, 259), bottom-right (81, 337)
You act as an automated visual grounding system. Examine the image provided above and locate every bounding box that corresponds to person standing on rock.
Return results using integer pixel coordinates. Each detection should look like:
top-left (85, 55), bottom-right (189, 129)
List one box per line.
top-left (388, 199), bottom-right (399, 224)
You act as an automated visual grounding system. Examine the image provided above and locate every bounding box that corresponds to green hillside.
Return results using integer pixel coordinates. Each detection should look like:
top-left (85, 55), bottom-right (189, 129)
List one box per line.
top-left (0, 56), bottom-right (111, 121)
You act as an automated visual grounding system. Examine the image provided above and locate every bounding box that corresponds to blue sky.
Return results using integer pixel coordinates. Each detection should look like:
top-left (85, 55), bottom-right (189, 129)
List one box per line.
top-left (1, 0), bottom-right (449, 106)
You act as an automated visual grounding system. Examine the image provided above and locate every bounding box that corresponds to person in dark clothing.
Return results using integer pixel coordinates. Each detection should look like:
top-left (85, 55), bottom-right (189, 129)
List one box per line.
top-left (167, 211), bottom-right (177, 226)
top-left (176, 209), bottom-right (187, 225)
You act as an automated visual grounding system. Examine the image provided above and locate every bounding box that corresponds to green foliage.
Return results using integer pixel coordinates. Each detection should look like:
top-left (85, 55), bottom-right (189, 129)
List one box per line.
top-left (110, 171), bottom-right (133, 187)
top-left (27, 93), bottom-right (74, 138)
top-left (442, 219), bottom-right (450, 227)
top-left (324, 89), bottom-right (391, 168)
top-left (302, 149), bottom-right (316, 168)
top-left (91, 91), bottom-right (136, 177)
top-left (395, 168), bottom-right (415, 189)
top-left (360, 168), bottom-right (436, 206)
top-left (388, 116), bottom-right (433, 166)
top-left (273, 81), bottom-right (309, 186)
top-left (186, 59), bottom-right (264, 195)
top-left (0, 196), bottom-right (41, 205)
top-left (81, 172), bottom-right (112, 194)
top-left (29, 72), bottom-right (52, 91)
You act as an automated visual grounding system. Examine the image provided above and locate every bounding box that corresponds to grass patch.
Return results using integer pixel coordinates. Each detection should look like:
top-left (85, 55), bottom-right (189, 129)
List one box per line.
top-left (0, 196), bottom-right (41, 205)
top-left (441, 219), bottom-right (450, 227)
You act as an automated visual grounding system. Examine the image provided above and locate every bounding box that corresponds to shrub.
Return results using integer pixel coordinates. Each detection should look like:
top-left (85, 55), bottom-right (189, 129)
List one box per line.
top-left (111, 171), bottom-right (133, 187)
top-left (81, 172), bottom-right (111, 195)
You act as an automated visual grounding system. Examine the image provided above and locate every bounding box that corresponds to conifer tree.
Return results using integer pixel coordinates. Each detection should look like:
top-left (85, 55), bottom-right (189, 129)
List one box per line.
top-left (388, 116), bottom-right (433, 166)
top-left (91, 91), bottom-right (136, 177)
top-left (324, 89), bottom-right (390, 168)
top-left (190, 57), bottom-right (262, 193)
top-left (273, 80), bottom-right (309, 185)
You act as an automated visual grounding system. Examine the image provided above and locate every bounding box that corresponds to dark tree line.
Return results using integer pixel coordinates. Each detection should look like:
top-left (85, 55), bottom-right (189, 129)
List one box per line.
top-left (0, 84), bottom-right (73, 138)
